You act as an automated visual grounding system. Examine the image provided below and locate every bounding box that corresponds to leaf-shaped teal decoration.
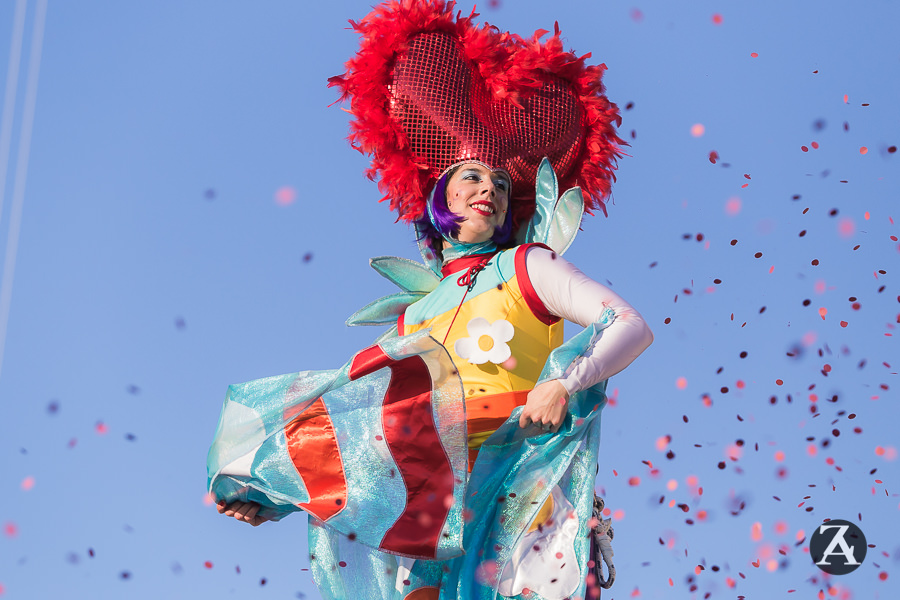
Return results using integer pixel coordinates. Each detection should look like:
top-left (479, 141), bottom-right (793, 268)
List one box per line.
top-left (543, 186), bottom-right (584, 256)
top-left (519, 158), bottom-right (584, 254)
top-left (522, 157), bottom-right (559, 245)
top-left (346, 291), bottom-right (426, 327)
top-left (370, 256), bottom-right (440, 293)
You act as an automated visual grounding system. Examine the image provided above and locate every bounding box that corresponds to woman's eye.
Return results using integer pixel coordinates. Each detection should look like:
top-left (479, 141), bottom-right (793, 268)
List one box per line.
top-left (494, 180), bottom-right (508, 191)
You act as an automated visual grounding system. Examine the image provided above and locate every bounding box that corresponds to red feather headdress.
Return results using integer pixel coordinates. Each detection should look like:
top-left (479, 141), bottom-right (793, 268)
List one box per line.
top-left (329, 0), bottom-right (624, 230)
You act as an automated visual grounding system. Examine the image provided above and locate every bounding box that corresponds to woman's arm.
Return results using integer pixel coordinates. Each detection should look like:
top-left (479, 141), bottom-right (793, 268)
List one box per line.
top-left (518, 247), bottom-right (653, 431)
top-left (527, 246), bottom-right (653, 393)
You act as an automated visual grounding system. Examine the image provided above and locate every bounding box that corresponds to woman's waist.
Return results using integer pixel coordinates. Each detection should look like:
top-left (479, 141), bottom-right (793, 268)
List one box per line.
top-left (465, 389), bottom-right (530, 436)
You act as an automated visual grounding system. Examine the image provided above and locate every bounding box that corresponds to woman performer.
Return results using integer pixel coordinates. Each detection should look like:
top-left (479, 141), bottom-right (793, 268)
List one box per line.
top-left (209, 2), bottom-right (652, 599)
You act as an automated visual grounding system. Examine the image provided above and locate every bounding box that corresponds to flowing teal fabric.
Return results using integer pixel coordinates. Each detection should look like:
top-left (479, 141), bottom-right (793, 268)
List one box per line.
top-left (207, 331), bottom-right (469, 560)
top-left (303, 310), bottom-right (616, 600)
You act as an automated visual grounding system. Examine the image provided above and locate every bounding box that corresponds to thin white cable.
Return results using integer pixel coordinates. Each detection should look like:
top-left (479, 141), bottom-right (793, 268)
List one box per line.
top-left (0, 0), bottom-right (47, 382)
top-left (0, 0), bottom-right (28, 229)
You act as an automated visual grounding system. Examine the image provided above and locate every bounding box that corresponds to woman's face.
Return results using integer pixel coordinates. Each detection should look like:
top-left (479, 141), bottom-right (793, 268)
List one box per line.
top-left (445, 163), bottom-right (511, 244)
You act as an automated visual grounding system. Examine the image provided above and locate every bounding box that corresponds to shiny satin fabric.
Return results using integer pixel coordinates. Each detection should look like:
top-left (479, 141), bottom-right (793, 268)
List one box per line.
top-left (305, 308), bottom-right (616, 600)
top-left (207, 331), bottom-right (468, 561)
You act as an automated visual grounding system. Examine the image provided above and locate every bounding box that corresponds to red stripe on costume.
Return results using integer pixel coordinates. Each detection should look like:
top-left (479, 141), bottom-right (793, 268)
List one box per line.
top-left (349, 345), bottom-right (453, 558)
top-left (440, 252), bottom-right (496, 279)
top-left (397, 312), bottom-right (405, 336)
top-left (284, 397), bottom-right (348, 522)
top-left (515, 243), bottom-right (561, 326)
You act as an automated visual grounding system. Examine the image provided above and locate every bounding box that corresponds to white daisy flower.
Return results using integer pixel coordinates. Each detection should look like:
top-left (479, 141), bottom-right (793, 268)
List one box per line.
top-left (454, 317), bottom-right (514, 365)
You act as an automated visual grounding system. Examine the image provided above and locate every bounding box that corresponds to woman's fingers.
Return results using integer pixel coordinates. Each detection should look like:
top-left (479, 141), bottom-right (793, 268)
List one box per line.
top-left (215, 500), bottom-right (268, 526)
top-left (242, 502), bottom-right (261, 523)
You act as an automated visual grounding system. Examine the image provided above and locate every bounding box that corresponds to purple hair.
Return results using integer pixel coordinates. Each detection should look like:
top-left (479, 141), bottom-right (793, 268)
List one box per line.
top-left (415, 167), bottom-right (515, 253)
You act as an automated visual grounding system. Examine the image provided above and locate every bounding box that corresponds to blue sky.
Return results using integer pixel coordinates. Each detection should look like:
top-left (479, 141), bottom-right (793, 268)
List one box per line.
top-left (1, 1), bottom-right (898, 598)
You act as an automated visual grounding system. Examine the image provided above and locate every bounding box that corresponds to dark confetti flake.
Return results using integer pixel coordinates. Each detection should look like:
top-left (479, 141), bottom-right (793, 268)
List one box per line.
top-left (174, 317), bottom-right (186, 330)
top-left (46, 400), bottom-right (59, 414)
top-left (302, 252), bottom-right (314, 263)
top-left (126, 385), bottom-right (140, 395)
top-left (120, 571), bottom-right (132, 580)
top-left (204, 188), bottom-right (216, 200)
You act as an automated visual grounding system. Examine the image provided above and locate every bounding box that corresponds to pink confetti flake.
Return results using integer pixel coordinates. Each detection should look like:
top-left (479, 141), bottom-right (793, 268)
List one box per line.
top-left (203, 492), bottom-right (215, 506)
top-left (814, 280), bottom-right (827, 294)
top-left (204, 561), bottom-right (213, 569)
top-left (628, 476), bottom-right (641, 486)
top-left (95, 421), bottom-right (108, 435)
top-left (838, 217), bottom-right (856, 237)
top-left (3, 522), bottom-right (17, 538)
top-left (774, 450), bottom-right (785, 462)
top-left (818, 307), bottom-right (828, 320)
top-left (711, 13), bottom-right (723, 24)
top-left (656, 435), bottom-right (672, 451)
top-left (630, 8), bottom-right (644, 22)
top-left (750, 52), bottom-right (758, 58)
top-left (676, 376), bottom-right (687, 389)
top-left (474, 560), bottom-right (500, 586)
top-left (860, 146), bottom-right (868, 154)
top-left (666, 479), bottom-right (678, 491)
top-left (274, 186), bottom-right (297, 206)
top-left (612, 509), bottom-right (625, 520)
top-left (801, 145), bottom-right (809, 152)
top-left (811, 141), bottom-right (820, 149)
top-left (690, 123), bottom-right (705, 137)
top-left (843, 94), bottom-right (849, 103)
top-left (20, 476), bottom-right (34, 491)
top-left (725, 196), bottom-right (742, 215)
top-left (500, 356), bottom-right (517, 370)
top-left (726, 444), bottom-right (743, 460)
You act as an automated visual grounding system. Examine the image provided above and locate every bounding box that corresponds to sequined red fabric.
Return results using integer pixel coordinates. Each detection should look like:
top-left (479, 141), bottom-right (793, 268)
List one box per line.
top-left (330, 0), bottom-right (623, 228)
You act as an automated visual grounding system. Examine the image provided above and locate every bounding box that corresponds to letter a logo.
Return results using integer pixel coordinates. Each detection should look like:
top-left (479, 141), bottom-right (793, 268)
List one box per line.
top-left (810, 519), bottom-right (867, 575)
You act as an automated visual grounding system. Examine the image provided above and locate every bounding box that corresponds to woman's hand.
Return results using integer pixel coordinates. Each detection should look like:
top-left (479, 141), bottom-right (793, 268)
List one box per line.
top-left (519, 379), bottom-right (570, 433)
top-left (216, 500), bottom-right (271, 527)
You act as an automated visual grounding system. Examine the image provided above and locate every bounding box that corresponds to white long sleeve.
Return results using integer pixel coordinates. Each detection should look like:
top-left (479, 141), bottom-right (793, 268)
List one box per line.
top-left (525, 246), bottom-right (653, 395)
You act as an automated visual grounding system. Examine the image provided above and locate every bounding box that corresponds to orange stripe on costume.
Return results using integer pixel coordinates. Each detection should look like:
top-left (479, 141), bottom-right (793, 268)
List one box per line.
top-left (284, 398), bottom-right (348, 521)
top-left (465, 390), bottom-right (530, 468)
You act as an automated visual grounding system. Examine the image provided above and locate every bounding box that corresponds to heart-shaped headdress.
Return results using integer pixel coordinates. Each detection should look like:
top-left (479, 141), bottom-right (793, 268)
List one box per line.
top-left (329, 0), bottom-right (623, 231)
